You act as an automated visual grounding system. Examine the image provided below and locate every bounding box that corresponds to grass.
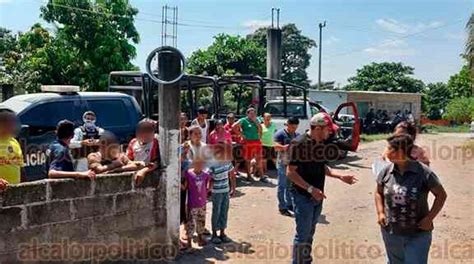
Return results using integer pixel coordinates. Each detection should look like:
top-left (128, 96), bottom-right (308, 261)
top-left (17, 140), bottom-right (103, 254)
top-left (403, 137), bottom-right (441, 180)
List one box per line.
top-left (423, 124), bottom-right (470, 134)
top-left (360, 133), bottom-right (390, 142)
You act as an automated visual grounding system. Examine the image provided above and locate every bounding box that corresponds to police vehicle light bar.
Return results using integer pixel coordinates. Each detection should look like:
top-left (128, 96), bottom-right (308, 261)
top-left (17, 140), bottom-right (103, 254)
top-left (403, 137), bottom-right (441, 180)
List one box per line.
top-left (41, 85), bottom-right (80, 93)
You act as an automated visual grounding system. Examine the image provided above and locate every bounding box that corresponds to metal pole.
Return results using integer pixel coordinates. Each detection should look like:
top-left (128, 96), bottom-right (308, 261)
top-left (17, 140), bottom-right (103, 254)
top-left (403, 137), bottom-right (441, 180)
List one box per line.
top-left (318, 21), bottom-right (326, 89)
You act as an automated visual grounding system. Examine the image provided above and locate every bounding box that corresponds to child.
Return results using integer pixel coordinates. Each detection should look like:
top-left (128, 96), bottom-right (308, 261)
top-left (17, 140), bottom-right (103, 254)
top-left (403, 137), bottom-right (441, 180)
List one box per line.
top-left (88, 132), bottom-right (142, 174)
top-left (208, 144), bottom-right (236, 244)
top-left (126, 119), bottom-right (161, 185)
top-left (183, 156), bottom-right (211, 248)
top-left (0, 108), bottom-right (24, 191)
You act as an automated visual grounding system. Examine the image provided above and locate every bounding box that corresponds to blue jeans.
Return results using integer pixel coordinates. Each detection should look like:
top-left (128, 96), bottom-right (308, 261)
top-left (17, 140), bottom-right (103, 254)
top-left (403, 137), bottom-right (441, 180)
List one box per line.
top-left (277, 162), bottom-right (293, 210)
top-left (291, 190), bottom-right (323, 264)
top-left (381, 228), bottom-right (432, 264)
top-left (211, 192), bottom-right (230, 231)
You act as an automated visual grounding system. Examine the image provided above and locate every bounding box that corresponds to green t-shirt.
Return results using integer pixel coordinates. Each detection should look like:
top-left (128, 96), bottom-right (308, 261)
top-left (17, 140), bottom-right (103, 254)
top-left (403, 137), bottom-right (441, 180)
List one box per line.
top-left (239, 117), bottom-right (260, 141)
top-left (261, 122), bottom-right (276, 147)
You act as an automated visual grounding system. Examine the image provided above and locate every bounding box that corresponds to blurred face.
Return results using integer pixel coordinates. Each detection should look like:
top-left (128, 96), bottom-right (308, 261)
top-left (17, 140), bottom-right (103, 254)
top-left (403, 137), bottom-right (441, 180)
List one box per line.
top-left (385, 144), bottom-right (405, 163)
top-left (212, 144), bottom-right (232, 161)
top-left (198, 112), bottom-right (208, 120)
top-left (216, 122), bottom-right (224, 133)
top-left (264, 114), bottom-right (271, 124)
top-left (190, 128), bottom-right (202, 143)
top-left (180, 114), bottom-right (188, 127)
top-left (227, 116), bottom-right (235, 125)
top-left (310, 125), bottom-right (329, 141)
top-left (0, 113), bottom-right (17, 137)
top-left (137, 125), bottom-right (155, 143)
top-left (287, 124), bottom-right (298, 134)
top-left (84, 114), bottom-right (96, 123)
top-left (247, 110), bottom-right (256, 121)
top-left (193, 158), bottom-right (205, 171)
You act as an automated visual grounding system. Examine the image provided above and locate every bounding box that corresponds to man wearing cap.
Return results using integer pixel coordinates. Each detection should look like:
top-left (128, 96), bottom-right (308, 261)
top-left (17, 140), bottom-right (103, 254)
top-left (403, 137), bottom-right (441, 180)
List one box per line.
top-left (273, 117), bottom-right (300, 217)
top-left (232, 107), bottom-right (264, 181)
top-left (191, 106), bottom-right (210, 144)
top-left (287, 113), bottom-right (358, 264)
top-left (70, 111), bottom-right (105, 172)
top-left (47, 120), bottom-right (96, 179)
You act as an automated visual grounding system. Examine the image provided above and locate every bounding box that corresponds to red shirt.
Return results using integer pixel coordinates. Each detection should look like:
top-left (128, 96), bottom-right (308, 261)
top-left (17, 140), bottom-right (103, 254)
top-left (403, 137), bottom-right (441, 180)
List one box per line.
top-left (224, 123), bottom-right (243, 144)
top-left (208, 130), bottom-right (232, 145)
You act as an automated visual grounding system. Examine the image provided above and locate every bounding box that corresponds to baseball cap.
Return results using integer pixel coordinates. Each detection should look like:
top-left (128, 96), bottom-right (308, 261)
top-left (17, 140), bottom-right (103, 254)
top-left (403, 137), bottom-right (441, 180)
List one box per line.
top-left (310, 112), bottom-right (339, 133)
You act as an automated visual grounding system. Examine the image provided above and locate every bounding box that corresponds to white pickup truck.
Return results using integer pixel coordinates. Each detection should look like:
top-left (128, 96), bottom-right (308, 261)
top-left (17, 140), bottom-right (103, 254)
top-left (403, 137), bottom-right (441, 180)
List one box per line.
top-left (262, 98), bottom-right (361, 153)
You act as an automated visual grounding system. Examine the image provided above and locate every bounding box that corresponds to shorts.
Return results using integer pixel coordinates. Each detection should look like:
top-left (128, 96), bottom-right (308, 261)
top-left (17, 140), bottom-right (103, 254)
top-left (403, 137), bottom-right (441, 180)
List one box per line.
top-left (263, 146), bottom-right (276, 160)
top-left (232, 143), bottom-right (244, 163)
top-left (242, 140), bottom-right (263, 161)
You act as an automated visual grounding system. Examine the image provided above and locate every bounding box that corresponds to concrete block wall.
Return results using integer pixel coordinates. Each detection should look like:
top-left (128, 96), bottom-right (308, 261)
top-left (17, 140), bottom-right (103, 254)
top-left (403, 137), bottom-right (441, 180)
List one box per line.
top-left (0, 171), bottom-right (178, 263)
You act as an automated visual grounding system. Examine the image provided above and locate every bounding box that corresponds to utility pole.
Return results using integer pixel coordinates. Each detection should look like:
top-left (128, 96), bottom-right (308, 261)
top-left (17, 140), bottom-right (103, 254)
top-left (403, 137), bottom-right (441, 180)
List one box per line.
top-left (318, 21), bottom-right (326, 89)
top-left (266, 8), bottom-right (282, 100)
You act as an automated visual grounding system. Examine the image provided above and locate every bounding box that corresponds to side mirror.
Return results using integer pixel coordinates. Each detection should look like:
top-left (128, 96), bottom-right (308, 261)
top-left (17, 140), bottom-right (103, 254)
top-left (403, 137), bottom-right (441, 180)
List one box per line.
top-left (19, 124), bottom-right (30, 138)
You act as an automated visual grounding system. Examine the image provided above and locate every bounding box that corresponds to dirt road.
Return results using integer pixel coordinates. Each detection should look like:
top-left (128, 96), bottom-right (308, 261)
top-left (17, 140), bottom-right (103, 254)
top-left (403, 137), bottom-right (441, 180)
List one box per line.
top-left (176, 133), bottom-right (474, 264)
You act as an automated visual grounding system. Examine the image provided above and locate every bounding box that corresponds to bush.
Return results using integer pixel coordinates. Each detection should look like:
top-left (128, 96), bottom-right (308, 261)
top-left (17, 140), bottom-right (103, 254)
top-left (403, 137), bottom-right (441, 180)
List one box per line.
top-left (443, 97), bottom-right (474, 124)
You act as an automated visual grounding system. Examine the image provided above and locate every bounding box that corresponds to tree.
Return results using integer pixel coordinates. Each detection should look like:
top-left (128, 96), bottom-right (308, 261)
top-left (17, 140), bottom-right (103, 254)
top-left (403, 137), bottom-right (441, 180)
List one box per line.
top-left (422, 82), bottom-right (451, 120)
top-left (344, 62), bottom-right (425, 93)
top-left (1, 24), bottom-right (56, 92)
top-left (247, 24), bottom-right (316, 87)
top-left (443, 97), bottom-right (474, 123)
top-left (40, 0), bottom-right (140, 91)
top-left (447, 65), bottom-right (472, 98)
top-left (187, 34), bottom-right (265, 76)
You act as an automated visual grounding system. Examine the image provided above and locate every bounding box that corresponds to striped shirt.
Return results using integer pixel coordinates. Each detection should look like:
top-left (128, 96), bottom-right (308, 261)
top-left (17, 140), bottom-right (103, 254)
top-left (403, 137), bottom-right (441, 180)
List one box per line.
top-left (208, 161), bottom-right (234, 194)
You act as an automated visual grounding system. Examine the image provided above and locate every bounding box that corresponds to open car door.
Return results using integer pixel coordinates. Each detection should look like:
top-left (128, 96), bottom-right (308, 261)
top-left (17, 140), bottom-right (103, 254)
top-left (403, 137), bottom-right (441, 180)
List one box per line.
top-left (333, 102), bottom-right (361, 152)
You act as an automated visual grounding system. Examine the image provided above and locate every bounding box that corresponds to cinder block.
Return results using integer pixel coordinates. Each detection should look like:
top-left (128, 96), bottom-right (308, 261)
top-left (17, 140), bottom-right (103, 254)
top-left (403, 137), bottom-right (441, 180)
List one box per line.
top-left (73, 196), bottom-right (114, 219)
top-left (1, 181), bottom-right (47, 207)
top-left (49, 178), bottom-right (92, 200)
top-left (0, 207), bottom-right (22, 232)
top-left (115, 192), bottom-right (152, 214)
top-left (135, 170), bottom-right (162, 189)
top-left (94, 174), bottom-right (132, 195)
top-left (27, 200), bottom-right (71, 226)
top-left (49, 218), bottom-right (94, 243)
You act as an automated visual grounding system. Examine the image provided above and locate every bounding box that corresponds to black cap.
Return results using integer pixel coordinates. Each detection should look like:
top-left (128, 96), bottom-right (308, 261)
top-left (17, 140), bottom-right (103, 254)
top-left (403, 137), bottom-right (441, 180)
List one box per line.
top-left (287, 116), bottom-right (300, 125)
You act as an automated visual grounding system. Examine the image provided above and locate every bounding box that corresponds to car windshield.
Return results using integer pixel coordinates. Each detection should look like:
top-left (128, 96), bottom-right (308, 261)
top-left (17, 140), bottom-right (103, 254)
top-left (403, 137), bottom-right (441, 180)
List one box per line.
top-left (263, 102), bottom-right (305, 117)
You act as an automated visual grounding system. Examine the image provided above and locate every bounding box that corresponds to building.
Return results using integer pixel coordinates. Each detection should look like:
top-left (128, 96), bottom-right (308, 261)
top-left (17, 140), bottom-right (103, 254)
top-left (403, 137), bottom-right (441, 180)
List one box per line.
top-left (308, 89), bottom-right (422, 121)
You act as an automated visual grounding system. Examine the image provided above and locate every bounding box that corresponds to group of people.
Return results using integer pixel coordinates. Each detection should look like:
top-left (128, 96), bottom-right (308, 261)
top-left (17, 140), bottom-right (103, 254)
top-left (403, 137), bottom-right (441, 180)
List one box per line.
top-left (0, 109), bottom-right (161, 192)
top-left (0, 104), bottom-right (448, 264)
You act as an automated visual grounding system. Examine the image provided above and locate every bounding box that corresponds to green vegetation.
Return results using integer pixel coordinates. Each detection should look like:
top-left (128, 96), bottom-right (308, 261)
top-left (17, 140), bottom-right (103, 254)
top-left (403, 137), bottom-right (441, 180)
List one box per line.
top-left (344, 62), bottom-right (424, 93)
top-left (423, 124), bottom-right (470, 134)
top-left (0, 0), bottom-right (139, 92)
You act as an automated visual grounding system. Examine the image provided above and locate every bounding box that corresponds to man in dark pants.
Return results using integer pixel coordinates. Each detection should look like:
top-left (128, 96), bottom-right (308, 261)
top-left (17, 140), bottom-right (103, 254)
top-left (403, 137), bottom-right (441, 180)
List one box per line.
top-left (287, 113), bottom-right (358, 264)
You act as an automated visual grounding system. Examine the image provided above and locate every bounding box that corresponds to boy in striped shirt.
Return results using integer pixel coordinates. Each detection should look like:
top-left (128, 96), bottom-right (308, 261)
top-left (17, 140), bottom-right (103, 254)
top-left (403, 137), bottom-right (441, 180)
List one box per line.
top-left (208, 144), bottom-right (236, 244)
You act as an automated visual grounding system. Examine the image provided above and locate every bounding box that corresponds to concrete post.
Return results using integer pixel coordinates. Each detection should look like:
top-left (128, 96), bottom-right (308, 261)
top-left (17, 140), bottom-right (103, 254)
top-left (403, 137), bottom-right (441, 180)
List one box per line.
top-left (157, 51), bottom-right (181, 247)
top-left (266, 28), bottom-right (282, 100)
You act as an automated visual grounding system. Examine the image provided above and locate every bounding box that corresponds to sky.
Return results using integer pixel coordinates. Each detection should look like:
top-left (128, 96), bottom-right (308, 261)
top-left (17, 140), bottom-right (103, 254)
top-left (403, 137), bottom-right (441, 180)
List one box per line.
top-left (0, 0), bottom-right (472, 87)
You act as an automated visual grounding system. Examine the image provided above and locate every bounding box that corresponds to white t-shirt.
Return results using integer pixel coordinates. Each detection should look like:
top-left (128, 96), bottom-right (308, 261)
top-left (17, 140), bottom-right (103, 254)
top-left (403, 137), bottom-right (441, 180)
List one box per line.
top-left (191, 119), bottom-right (209, 143)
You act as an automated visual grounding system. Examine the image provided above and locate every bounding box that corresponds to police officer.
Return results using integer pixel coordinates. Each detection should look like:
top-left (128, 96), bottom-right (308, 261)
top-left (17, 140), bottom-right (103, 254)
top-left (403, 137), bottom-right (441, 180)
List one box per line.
top-left (70, 111), bottom-right (104, 171)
